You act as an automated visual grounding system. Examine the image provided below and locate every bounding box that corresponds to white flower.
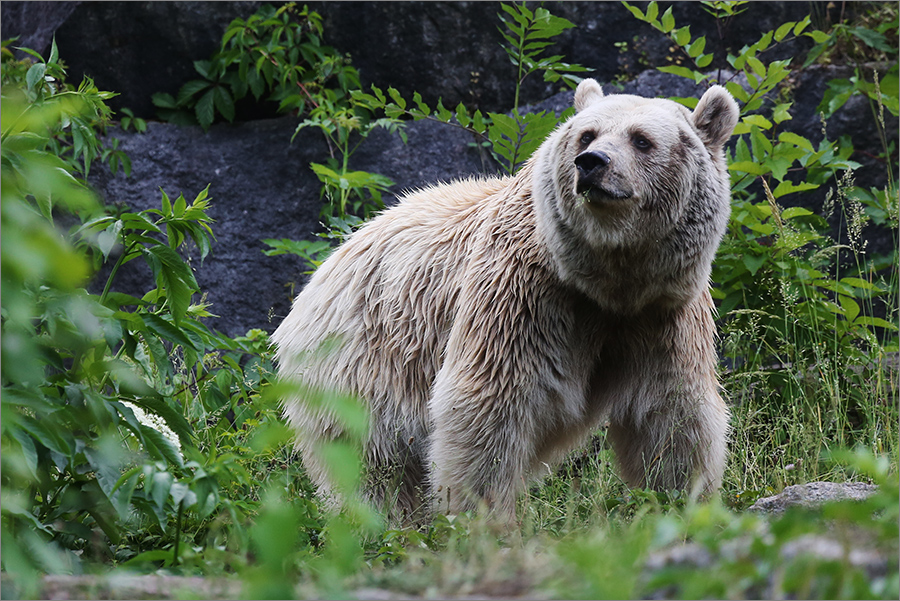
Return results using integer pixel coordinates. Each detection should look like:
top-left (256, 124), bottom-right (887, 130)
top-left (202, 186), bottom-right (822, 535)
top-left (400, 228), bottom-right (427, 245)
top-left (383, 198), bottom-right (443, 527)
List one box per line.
top-left (121, 401), bottom-right (182, 451)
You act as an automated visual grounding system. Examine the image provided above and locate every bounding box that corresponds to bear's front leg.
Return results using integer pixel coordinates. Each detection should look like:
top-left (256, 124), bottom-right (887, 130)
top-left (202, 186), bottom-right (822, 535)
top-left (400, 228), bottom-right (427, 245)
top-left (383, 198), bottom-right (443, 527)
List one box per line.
top-left (607, 388), bottom-right (729, 495)
top-left (606, 293), bottom-right (730, 496)
top-left (424, 273), bottom-right (566, 521)
top-left (426, 358), bottom-right (538, 522)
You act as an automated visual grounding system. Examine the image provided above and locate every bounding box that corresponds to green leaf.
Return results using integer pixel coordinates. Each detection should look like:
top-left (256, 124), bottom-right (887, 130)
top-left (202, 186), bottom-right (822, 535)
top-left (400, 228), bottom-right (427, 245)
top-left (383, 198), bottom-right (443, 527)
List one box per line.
top-left (838, 294), bottom-right (860, 322)
top-left (122, 550), bottom-right (175, 568)
top-left (25, 63), bottom-right (46, 92)
top-left (765, 156), bottom-right (792, 181)
top-left (695, 53), bottom-right (714, 68)
top-left (856, 316), bottom-right (899, 330)
top-left (169, 482), bottom-right (197, 510)
top-left (110, 467), bottom-right (142, 519)
top-left (673, 26), bottom-right (691, 47)
top-left (455, 102), bottom-right (471, 128)
top-left (472, 110), bottom-right (487, 133)
top-left (806, 30), bottom-right (831, 44)
top-left (771, 180), bottom-right (818, 198)
top-left (160, 189), bottom-right (172, 215)
top-left (746, 56), bottom-right (766, 78)
top-left (152, 92), bottom-right (177, 109)
top-left (412, 91), bottom-right (430, 115)
top-left (839, 277), bottom-right (882, 292)
top-left (778, 131), bottom-right (814, 152)
top-left (176, 79), bottom-right (211, 106)
top-left (622, 2), bottom-right (646, 21)
top-left (435, 99), bottom-right (452, 122)
top-left (670, 96), bottom-right (699, 110)
top-left (143, 245), bottom-right (197, 324)
top-left (780, 207), bottom-right (814, 219)
top-left (772, 103), bottom-right (793, 124)
top-left (774, 21), bottom-right (795, 42)
top-left (657, 65), bottom-right (706, 84)
top-left (755, 31), bottom-right (774, 53)
top-left (148, 468), bottom-right (175, 509)
top-left (850, 26), bottom-right (893, 52)
top-left (686, 36), bottom-right (706, 58)
top-left (142, 312), bottom-right (197, 351)
top-left (793, 15), bottom-right (811, 36)
top-left (96, 219), bottom-right (124, 259)
top-left (742, 254), bottom-right (767, 276)
top-left (724, 81), bottom-right (750, 103)
top-left (728, 161), bottom-right (768, 176)
top-left (120, 212), bottom-right (163, 234)
top-left (387, 87), bottom-right (406, 110)
top-left (17, 415), bottom-right (72, 456)
top-left (193, 59), bottom-right (213, 79)
top-left (660, 6), bottom-right (675, 33)
top-left (195, 89), bottom-right (216, 130)
top-left (48, 37), bottom-right (59, 65)
top-left (173, 192), bottom-right (187, 218)
top-left (213, 86), bottom-right (235, 122)
top-left (742, 114), bottom-right (773, 130)
top-left (9, 428), bottom-right (39, 479)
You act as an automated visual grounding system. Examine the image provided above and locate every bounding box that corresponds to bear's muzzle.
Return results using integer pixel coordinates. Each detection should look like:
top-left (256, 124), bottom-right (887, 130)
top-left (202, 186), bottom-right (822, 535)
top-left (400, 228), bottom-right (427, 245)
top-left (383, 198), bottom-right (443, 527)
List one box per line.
top-left (574, 150), bottom-right (632, 202)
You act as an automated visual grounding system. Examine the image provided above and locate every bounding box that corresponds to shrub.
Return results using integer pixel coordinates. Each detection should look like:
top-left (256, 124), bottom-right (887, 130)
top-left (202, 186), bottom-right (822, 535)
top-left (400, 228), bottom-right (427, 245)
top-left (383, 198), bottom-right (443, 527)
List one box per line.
top-left (1, 37), bottom-right (293, 593)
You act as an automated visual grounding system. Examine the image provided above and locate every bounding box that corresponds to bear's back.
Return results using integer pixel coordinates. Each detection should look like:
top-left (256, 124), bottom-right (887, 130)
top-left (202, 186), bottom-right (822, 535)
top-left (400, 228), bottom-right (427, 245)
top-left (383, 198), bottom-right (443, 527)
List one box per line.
top-left (273, 175), bottom-right (515, 430)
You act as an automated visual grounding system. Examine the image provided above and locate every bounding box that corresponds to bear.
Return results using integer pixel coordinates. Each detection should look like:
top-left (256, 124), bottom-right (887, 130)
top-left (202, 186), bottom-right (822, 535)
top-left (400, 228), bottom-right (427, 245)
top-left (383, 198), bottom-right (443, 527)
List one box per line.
top-left (273, 78), bottom-right (738, 523)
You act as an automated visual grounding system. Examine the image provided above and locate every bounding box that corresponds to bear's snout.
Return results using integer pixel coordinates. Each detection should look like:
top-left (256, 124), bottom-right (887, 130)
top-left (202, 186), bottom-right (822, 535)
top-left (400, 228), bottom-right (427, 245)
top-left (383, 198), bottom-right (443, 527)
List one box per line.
top-left (574, 150), bottom-right (610, 176)
top-left (575, 150), bottom-right (631, 200)
top-left (575, 150), bottom-right (610, 196)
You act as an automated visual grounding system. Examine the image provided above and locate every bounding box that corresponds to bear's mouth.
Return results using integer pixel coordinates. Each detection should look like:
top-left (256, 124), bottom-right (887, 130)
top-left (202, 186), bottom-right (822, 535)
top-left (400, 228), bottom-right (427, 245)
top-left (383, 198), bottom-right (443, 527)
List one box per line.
top-left (578, 183), bottom-right (633, 204)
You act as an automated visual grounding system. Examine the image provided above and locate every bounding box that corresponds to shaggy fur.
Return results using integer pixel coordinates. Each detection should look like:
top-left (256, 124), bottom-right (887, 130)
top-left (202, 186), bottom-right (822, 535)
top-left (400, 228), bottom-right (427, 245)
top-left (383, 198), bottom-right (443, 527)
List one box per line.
top-left (273, 79), bottom-right (739, 522)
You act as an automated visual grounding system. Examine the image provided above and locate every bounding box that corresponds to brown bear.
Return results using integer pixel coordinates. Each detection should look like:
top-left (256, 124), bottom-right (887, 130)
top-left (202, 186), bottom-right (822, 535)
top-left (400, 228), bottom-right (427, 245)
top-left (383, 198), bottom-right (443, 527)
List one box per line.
top-left (273, 78), bottom-right (739, 522)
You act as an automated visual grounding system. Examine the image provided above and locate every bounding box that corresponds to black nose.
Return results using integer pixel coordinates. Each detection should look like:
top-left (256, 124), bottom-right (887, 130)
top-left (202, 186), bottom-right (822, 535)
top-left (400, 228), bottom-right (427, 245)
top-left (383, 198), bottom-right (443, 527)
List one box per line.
top-left (574, 150), bottom-right (611, 175)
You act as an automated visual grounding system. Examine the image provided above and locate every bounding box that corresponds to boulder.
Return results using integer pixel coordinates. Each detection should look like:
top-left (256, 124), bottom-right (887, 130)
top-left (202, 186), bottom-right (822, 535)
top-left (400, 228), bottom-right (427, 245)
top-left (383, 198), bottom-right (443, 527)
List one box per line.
top-left (0, 0), bottom-right (79, 57)
top-left (748, 481), bottom-right (878, 514)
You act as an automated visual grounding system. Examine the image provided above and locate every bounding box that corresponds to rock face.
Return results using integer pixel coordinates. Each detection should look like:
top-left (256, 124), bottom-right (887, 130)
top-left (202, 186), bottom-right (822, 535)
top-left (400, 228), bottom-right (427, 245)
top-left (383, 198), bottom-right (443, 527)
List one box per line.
top-left (3, 1), bottom-right (815, 117)
top-left (748, 481), bottom-right (879, 514)
top-left (89, 114), bottom-right (486, 338)
top-left (0, 1), bottom-right (79, 57)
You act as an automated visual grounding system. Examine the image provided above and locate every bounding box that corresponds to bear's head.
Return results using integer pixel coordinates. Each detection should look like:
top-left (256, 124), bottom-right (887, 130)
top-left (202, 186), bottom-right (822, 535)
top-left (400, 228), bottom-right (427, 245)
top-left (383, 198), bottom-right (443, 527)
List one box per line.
top-left (534, 78), bottom-right (739, 311)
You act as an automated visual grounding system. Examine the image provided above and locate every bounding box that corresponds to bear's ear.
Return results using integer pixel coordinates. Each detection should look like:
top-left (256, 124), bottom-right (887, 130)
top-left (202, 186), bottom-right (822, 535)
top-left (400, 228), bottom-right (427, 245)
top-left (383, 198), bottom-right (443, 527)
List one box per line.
top-left (574, 78), bottom-right (604, 112)
top-left (691, 85), bottom-right (739, 149)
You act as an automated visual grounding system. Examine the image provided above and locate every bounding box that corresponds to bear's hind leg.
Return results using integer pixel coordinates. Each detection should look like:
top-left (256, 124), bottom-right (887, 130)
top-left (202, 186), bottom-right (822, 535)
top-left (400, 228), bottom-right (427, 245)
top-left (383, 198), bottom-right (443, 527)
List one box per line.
top-left (365, 450), bottom-right (430, 525)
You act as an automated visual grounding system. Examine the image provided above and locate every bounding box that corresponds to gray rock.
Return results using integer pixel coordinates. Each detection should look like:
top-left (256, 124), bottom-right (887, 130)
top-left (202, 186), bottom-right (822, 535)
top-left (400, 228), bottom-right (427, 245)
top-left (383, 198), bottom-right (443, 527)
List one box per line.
top-left (780, 534), bottom-right (889, 576)
top-left (16, 573), bottom-right (242, 601)
top-left (0, 1), bottom-right (79, 59)
top-left (2, 1), bottom-right (816, 118)
top-left (748, 481), bottom-right (878, 514)
top-left (88, 115), bottom-right (484, 338)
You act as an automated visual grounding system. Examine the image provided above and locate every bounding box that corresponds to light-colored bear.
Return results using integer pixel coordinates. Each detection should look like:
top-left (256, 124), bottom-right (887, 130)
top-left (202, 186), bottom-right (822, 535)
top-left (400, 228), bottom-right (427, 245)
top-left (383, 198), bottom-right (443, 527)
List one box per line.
top-left (273, 78), bottom-right (738, 522)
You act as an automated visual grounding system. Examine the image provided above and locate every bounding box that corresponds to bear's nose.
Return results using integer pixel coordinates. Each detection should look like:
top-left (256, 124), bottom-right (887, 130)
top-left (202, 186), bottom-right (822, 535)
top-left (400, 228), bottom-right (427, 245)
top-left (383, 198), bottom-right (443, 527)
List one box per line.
top-left (574, 150), bottom-right (611, 176)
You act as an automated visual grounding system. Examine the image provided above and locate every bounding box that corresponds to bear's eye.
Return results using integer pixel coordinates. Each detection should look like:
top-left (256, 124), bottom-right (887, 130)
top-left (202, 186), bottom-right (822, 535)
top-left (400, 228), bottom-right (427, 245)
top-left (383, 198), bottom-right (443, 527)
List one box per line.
top-left (632, 135), bottom-right (652, 151)
top-left (579, 132), bottom-right (595, 146)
